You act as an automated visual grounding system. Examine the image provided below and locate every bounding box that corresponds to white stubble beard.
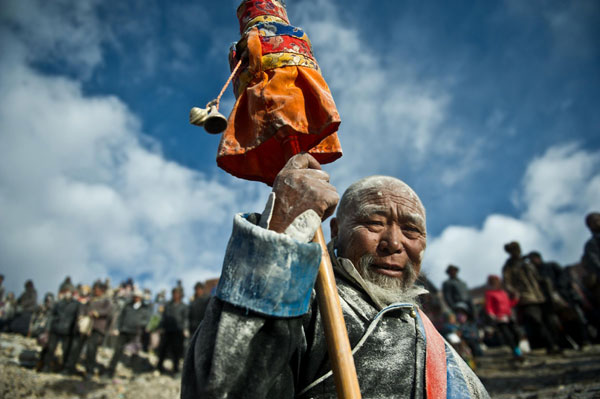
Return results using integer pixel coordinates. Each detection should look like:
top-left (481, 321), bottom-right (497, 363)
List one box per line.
top-left (356, 254), bottom-right (421, 305)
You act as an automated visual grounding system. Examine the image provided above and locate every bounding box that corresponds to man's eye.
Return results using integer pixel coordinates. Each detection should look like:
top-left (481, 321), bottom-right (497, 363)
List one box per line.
top-left (402, 225), bottom-right (422, 235)
top-left (365, 220), bottom-right (384, 226)
top-left (363, 220), bottom-right (384, 229)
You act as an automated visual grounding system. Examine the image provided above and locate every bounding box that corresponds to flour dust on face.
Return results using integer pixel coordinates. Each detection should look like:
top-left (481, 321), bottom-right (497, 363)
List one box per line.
top-left (356, 254), bottom-right (421, 305)
top-left (332, 176), bottom-right (427, 288)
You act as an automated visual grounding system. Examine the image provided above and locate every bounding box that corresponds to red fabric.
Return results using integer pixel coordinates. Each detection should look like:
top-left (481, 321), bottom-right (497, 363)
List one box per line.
top-left (484, 289), bottom-right (518, 318)
top-left (259, 35), bottom-right (314, 59)
top-left (418, 309), bottom-right (447, 399)
top-left (237, 0), bottom-right (289, 34)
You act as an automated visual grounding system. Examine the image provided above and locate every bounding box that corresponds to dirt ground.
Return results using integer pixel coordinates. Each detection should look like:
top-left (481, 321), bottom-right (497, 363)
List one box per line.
top-left (477, 345), bottom-right (600, 399)
top-left (1, 332), bottom-right (600, 398)
top-left (0, 333), bottom-right (180, 399)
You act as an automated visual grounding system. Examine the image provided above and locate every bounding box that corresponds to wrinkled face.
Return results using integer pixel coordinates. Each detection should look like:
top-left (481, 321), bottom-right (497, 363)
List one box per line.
top-left (332, 185), bottom-right (426, 288)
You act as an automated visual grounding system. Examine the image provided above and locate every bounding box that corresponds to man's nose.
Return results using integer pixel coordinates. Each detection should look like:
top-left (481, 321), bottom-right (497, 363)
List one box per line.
top-left (377, 226), bottom-right (404, 254)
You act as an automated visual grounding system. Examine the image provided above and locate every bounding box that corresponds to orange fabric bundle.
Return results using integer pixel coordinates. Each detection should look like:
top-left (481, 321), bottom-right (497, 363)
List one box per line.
top-left (217, 2), bottom-right (342, 185)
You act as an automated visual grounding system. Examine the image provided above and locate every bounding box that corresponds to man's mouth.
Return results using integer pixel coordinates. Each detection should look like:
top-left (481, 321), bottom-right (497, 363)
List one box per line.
top-left (371, 263), bottom-right (404, 278)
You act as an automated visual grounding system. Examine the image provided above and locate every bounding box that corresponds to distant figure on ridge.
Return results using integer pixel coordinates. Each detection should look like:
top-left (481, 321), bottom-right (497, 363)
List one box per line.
top-left (442, 264), bottom-right (474, 317)
top-left (502, 241), bottom-right (560, 354)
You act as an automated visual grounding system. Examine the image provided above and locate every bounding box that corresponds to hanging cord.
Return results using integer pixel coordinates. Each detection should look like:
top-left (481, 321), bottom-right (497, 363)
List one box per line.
top-left (209, 58), bottom-right (244, 110)
top-left (296, 303), bottom-right (416, 397)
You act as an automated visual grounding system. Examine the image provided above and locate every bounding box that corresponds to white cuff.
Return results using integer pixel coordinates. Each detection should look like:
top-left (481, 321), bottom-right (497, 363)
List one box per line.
top-left (259, 192), bottom-right (276, 229)
top-left (284, 210), bottom-right (321, 243)
top-left (259, 192), bottom-right (321, 243)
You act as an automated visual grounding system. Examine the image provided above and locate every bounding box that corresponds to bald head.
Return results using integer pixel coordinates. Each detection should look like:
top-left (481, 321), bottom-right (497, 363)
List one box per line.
top-left (336, 176), bottom-right (426, 231)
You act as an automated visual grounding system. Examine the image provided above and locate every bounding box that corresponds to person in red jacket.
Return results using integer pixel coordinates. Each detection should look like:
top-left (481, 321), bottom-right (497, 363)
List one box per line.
top-left (485, 275), bottom-right (523, 360)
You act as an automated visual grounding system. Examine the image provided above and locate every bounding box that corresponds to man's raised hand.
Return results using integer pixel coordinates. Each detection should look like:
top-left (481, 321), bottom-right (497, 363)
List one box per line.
top-left (269, 153), bottom-right (339, 234)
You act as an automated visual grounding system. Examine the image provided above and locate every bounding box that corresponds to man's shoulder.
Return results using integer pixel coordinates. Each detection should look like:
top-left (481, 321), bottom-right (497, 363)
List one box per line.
top-left (585, 235), bottom-right (600, 250)
top-left (503, 257), bottom-right (523, 271)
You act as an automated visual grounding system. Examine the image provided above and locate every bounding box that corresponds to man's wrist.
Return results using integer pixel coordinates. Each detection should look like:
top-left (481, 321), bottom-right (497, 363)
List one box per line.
top-left (259, 192), bottom-right (320, 242)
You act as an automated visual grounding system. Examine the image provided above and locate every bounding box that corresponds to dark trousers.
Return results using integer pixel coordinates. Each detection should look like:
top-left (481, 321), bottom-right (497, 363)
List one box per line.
top-left (65, 333), bottom-right (84, 371)
top-left (495, 321), bottom-right (520, 350)
top-left (158, 330), bottom-right (184, 372)
top-left (42, 332), bottom-right (73, 370)
top-left (81, 330), bottom-right (105, 374)
top-left (141, 330), bottom-right (150, 352)
top-left (518, 303), bottom-right (558, 350)
top-left (108, 332), bottom-right (138, 373)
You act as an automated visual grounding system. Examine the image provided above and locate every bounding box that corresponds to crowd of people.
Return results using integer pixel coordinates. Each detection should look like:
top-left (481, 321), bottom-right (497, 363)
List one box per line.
top-left (0, 275), bottom-right (211, 378)
top-left (425, 212), bottom-right (600, 368)
top-left (0, 211), bottom-right (598, 382)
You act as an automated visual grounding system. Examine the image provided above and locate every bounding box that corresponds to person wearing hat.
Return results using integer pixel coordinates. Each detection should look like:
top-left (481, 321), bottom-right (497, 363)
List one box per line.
top-left (157, 286), bottom-right (188, 375)
top-left (58, 277), bottom-right (73, 294)
top-left (28, 292), bottom-right (55, 339)
top-left (502, 241), bottom-right (560, 354)
top-left (40, 282), bottom-right (79, 372)
top-left (582, 212), bottom-right (600, 306)
top-left (11, 279), bottom-right (38, 335)
top-left (188, 282), bottom-right (210, 335)
top-left (65, 281), bottom-right (113, 376)
top-left (106, 287), bottom-right (151, 377)
top-left (528, 251), bottom-right (588, 349)
top-left (442, 264), bottom-right (474, 317)
top-left (17, 279), bottom-right (38, 312)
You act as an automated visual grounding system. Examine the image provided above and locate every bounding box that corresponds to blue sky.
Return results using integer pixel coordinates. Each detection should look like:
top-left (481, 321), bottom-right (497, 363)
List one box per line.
top-left (1, 0), bottom-right (599, 298)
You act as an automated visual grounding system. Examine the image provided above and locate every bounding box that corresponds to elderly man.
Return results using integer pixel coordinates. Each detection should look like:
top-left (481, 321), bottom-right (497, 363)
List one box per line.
top-left (182, 154), bottom-right (489, 398)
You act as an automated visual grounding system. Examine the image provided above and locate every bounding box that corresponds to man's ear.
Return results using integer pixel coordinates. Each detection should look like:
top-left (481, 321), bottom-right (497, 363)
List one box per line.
top-left (330, 217), bottom-right (339, 241)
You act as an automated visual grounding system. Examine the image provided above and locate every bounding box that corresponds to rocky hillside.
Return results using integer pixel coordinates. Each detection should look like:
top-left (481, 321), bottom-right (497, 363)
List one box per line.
top-left (0, 333), bottom-right (179, 399)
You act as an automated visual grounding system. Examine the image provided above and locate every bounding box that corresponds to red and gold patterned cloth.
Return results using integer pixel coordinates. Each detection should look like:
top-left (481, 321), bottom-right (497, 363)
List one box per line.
top-left (217, 0), bottom-right (342, 186)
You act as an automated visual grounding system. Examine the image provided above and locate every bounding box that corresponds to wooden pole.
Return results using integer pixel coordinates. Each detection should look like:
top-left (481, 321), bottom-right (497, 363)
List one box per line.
top-left (313, 227), bottom-right (362, 398)
top-left (282, 136), bottom-right (361, 399)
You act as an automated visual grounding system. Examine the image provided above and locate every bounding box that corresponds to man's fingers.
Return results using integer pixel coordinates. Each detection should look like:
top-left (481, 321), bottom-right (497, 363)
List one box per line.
top-left (321, 189), bottom-right (339, 221)
top-left (302, 168), bottom-right (330, 182)
top-left (285, 153), bottom-right (322, 171)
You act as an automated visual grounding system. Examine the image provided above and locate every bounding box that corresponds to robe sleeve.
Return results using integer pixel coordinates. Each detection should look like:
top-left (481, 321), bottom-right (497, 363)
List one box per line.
top-left (180, 213), bottom-right (322, 399)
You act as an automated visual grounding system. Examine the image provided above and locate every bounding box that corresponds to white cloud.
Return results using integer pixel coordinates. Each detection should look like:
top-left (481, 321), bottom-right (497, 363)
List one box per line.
top-left (291, 0), bottom-right (462, 189)
top-left (424, 143), bottom-right (600, 287)
top-left (0, 3), bottom-right (267, 299)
